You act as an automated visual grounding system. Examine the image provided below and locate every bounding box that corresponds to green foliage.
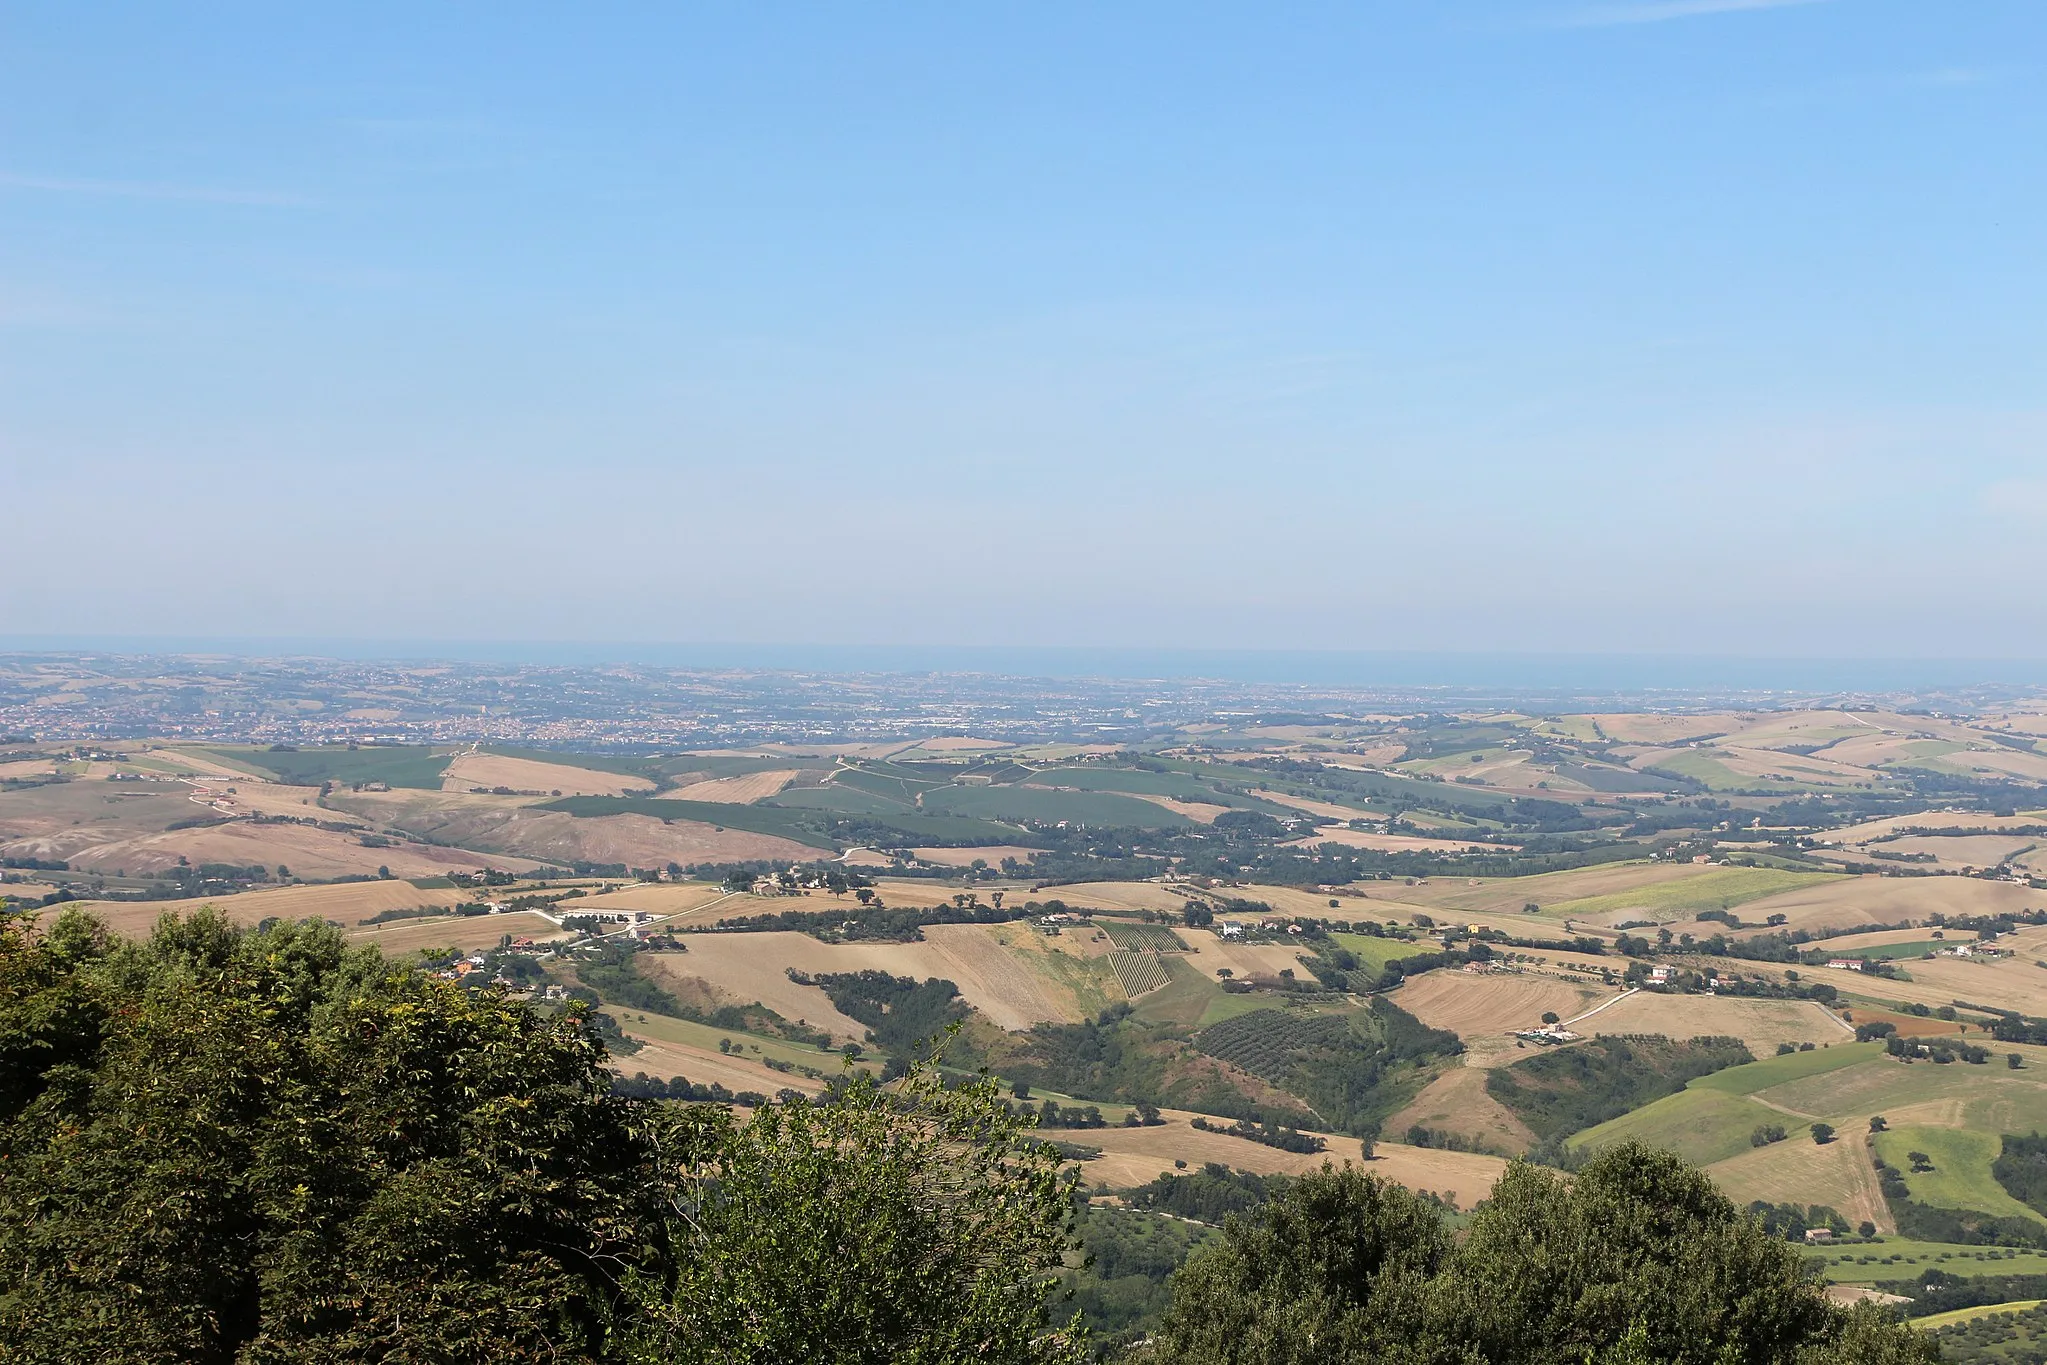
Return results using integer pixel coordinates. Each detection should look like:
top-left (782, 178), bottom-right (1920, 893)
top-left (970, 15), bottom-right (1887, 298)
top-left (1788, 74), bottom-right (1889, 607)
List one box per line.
top-left (1486, 1034), bottom-right (1755, 1142)
top-left (1996, 1133), bottom-right (2047, 1220)
top-left (0, 909), bottom-right (1090, 1365)
top-left (624, 1068), bottom-right (1087, 1365)
top-left (575, 939), bottom-right (685, 1015)
top-left (789, 969), bottom-right (972, 1063)
top-left (1154, 1143), bottom-right (1938, 1365)
top-left (1192, 1000), bottom-right (1462, 1135)
top-left (1061, 1203), bottom-right (1215, 1350)
top-left (1126, 1163), bottom-right (1290, 1225)
top-left (0, 907), bottom-right (649, 1362)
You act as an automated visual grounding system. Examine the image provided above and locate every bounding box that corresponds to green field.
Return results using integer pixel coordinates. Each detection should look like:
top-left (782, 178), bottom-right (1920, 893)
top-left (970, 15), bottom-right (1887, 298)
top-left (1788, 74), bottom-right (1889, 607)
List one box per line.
top-left (1691, 1043), bottom-right (1880, 1096)
top-left (1919, 1300), bottom-right (2047, 1329)
top-left (1572, 1045), bottom-right (1883, 1163)
top-left (1546, 866), bottom-right (1845, 921)
top-left (1568, 1085), bottom-right (1794, 1166)
top-left (921, 785), bottom-right (1193, 829)
top-left (1330, 932), bottom-right (1438, 970)
top-left (1817, 1240), bottom-right (2047, 1283)
top-left (1828, 941), bottom-right (1948, 961)
top-left (1877, 1127), bottom-right (2047, 1228)
top-left (205, 744), bottom-right (454, 789)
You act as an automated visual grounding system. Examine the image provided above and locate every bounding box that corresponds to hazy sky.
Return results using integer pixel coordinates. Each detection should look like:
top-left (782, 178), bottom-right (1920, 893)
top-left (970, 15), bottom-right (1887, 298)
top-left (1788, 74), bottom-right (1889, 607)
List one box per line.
top-left (4, 2), bottom-right (2042, 657)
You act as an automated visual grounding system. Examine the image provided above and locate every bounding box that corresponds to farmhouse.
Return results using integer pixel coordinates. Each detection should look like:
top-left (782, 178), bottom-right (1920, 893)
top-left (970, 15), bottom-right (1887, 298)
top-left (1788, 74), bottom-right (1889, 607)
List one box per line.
top-left (1648, 965), bottom-right (1675, 985)
top-left (1824, 958), bottom-right (1866, 972)
top-left (1219, 921), bottom-right (1245, 939)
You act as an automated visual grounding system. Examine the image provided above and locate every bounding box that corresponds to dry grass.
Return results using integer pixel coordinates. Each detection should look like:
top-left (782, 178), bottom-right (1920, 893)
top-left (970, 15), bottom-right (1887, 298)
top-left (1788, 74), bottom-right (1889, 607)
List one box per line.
top-left (903, 737), bottom-right (1012, 753)
top-left (1705, 1134), bottom-right (1891, 1233)
top-left (1389, 973), bottom-right (1612, 1058)
top-left (1177, 935), bottom-right (1318, 986)
top-left (659, 770), bottom-right (800, 804)
top-left (1849, 953), bottom-right (2047, 1018)
top-left (1585, 994), bottom-right (1850, 1056)
top-left (1395, 862), bottom-right (1711, 916)
top-left (556, 883), bottom-right (741, 921)
top-left (1589, 714), bottom-right (1743, 745)
top-left (1286, 827), bottom-right (1510, 854)
top-left (1081, 1116), bottom-right (1506, 1206)
top-left (649, 924), bottom-right (1090, 1035)
top-left (57, 879), bottom-right (470, 935)
top-left (609, 1034), bottom-right (824, 1097)
top-left (1737, 875), bottom-right (2038, 936)
top-left (1383, 1065), bottom-right (1537, 1154)
top-left (443, 753), bottom-right (655, 798)
top-left (1867, 835), bottom-right (2041, 870)
top-left (908, 845), bottom-right (1044, 867)
top-left (62, 821), bottom-right (518, 882)
top-left (343, 911), bottom-right (565, 954)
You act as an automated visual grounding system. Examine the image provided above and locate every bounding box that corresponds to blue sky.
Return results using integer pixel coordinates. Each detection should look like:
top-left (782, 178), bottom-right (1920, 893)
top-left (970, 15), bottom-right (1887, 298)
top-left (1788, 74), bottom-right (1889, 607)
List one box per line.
top-left (3, 1), bottom-right (2042, 658)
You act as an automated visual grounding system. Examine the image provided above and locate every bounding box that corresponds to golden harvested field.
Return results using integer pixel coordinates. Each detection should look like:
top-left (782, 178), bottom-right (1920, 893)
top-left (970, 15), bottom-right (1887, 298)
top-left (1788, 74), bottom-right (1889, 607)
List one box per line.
top-left (654, 924), bottom-right (1097, 1034)
top-left (1395, 861), bottom-right (1710, 915)
top-left (1393, 973), bottom-right (1613, 1056)
top-left (1737, 875), bottom-right (2038, 936)
top-left (1848, 954), bottom-right (2047, 1018)
top-left (557, 883), bottom-right (741, 921)
top-left (1178, 935), bottom-right (1319, 986)
top-left (1121, 793), bottom-right (1229, 823)
top-left (909, 845), bottom-right (1046, 867)
top-left (1829, 812), bottom-right (2047, 842)
top-left (1252, 790), bottom-right (1377, 821)
top-left (442, 753), bottom-right (654, 798)
top-left (1589, 713), bottom-right (1740, 745)
top-left (1704, 1131), bottom-right (1891, 1232)
top-left (659, 769), bottom-right (801, 803)
top-left (1083, 1116), bottom-right (1507, 1206)
top-left (0, 759), bottom-right (60, 781)
top-left (62, 821), bottom-right (512, 881)
top-left (1317, 746), bottom-right (1410, 768)
top-left (344, 911), bottom-right (565, 954)
top-left (465, 807), bottom-right (820, 867)
top-left (1584, 993), bottom-right (1851, 1056)
top-left (902, 737), bottom-right (1012, 753)
top-left (1383, 1065), bottom-right (1538, 1153)
top-left (610, 1034), bottom-right (824, 1097)
top-left (58, 879), bottom-right (469, 935)
top-left (1709, 746), bottom-right (1880, 787)
top-left (1286, 827), bottom-right (1510, 854)
top-left (1870, 835), bottom-right (2041, 870)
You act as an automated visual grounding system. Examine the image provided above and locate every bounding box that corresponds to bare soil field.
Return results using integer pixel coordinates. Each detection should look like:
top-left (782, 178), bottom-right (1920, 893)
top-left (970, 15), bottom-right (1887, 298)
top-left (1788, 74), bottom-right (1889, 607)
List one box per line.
top-left (1083, 1116), bottom-right (1507, 1206)
top-left (1383, 1065), bottom-right (1537, 1154)
top-left (442, 753), bottom-right (654, 798)
top-left (1736, 875), bottom-right (2038, 935)
top-left (1705, 1133), bottom-right (1891, 1233)
top-left (659, 770), bottom-right (801, 803)
top-left (609, 1034), bottom-right (823, 1097)
top-left (1584, 993), bottom-right (1850, 1056)
top-left (1388, 972), bottom-right (1612, 1058)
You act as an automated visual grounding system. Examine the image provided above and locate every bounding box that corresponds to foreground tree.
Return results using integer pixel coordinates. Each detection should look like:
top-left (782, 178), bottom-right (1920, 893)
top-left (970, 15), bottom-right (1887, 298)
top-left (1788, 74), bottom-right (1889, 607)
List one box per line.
top-left (623, 1064), bottom-right (1086, 1364)
top-left (1151, 1144), bottom-right (1936, 1365)
top-left (0, 910), bottom-right (1087, 1365)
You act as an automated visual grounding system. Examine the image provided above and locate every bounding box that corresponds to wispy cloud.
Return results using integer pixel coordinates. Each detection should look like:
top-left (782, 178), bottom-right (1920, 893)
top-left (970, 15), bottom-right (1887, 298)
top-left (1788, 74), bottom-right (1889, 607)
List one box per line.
top-left (1552, 0), bottom-right (1832, 28)
top-left (0, 172), bottom-right (310, 207)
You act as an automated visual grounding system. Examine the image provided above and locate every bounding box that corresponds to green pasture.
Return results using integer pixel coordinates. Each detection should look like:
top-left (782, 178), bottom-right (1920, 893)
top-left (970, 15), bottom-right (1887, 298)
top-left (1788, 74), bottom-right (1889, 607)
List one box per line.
top-left (1919, 1300), bottom-right (2047, 1330)
top-left (1568, 1086), bottom-right (1794, 1167)
top-left (620, 1009), bottom-right (868, 1076)
top-left (1330, 932), bottom-right (1437, 970)
top-left (1692, 1043), bottom-right (1879, 1096)
top-left (769, 784), bottom-right (914, 815)
top-left (1547, 866), bottom-right (1844, 921)
top-left (1877, 1127), bottom-right (2047, 1228)
top-left (1818, 1240), bottom-right (2047, 1283)
top-left (1831, 940), bottom-right (1949, 961)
